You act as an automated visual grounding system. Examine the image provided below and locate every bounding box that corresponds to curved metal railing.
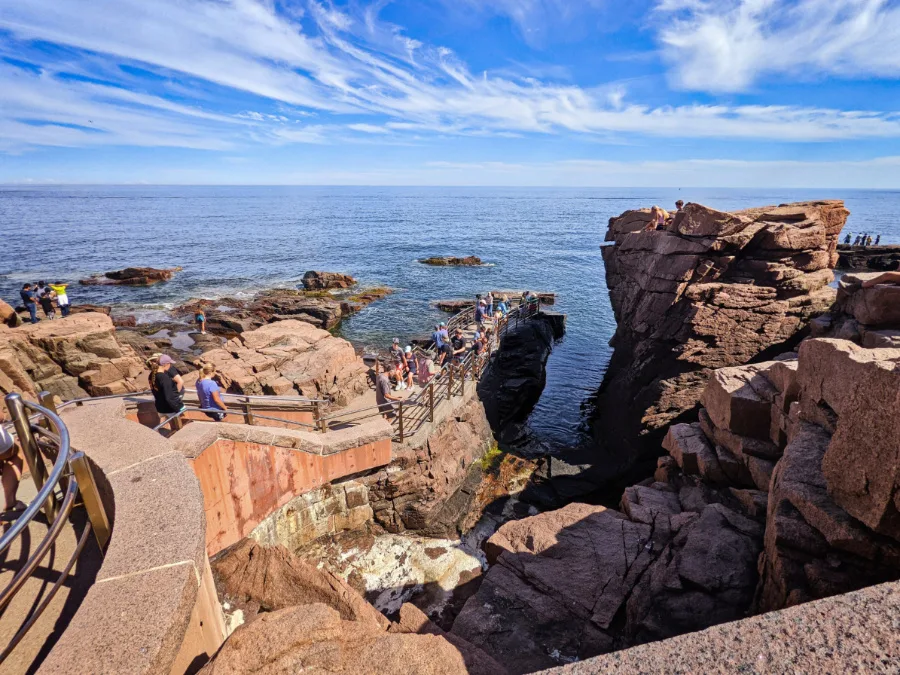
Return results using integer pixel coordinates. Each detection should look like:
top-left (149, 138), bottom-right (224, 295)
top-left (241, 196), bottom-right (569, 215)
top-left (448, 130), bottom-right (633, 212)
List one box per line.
top-left (0, 393), bottom-right (111, 665)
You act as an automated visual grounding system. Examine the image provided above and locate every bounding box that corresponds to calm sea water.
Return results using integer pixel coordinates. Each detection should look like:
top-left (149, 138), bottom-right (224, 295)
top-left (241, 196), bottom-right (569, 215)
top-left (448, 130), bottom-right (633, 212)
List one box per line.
top-left (1, 186), bottom-right (897, 450)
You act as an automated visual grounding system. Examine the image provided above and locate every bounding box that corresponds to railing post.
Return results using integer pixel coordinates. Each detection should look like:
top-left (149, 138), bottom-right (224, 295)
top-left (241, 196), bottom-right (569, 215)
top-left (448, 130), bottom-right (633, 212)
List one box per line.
top-left (170, 414), bottom-right (183, 432)
top-left (69, 451), bottom-right (112, 551)
top-left (242, 396), bottom-right (254, 426)
top-left (428, 381), bottom-right (434, 422)
top-left (38, 391), bottom-right (58, 431)
top-left (315, 400), bottom-right (328, 433)
top-left (397, 401), bottom-right (404, 442)
top-left (448, 363), bottom-right (455, 398)
top-left (5, 393), bottom-right (57, 519)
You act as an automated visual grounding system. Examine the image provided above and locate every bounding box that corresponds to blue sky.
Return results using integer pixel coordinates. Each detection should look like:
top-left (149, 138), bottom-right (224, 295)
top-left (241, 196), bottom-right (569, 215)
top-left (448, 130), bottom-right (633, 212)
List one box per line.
top-left (2, 0), bottom-right (900, 186)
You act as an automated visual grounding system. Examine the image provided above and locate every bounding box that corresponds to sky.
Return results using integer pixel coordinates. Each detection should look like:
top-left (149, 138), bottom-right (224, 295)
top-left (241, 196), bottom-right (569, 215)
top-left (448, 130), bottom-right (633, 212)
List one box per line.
top-left (2, 0), bottom-right (900, 186)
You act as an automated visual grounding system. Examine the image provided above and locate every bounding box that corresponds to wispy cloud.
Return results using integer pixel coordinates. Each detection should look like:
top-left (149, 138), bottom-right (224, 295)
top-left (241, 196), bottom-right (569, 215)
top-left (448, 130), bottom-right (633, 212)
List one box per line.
top-left (2, 0), bottom-right (900, 154)
top-left (657, 0), bottom-right (900, 92)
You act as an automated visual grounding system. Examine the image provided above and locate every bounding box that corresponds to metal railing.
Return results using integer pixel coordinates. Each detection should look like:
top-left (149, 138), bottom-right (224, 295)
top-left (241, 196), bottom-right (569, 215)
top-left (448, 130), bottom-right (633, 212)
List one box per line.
top-left (5, 297), bottom-right (545, 446)
top-left (323, 296), bottom-right (543, 441)
top-left (0, 392), bottom-right (112, 664)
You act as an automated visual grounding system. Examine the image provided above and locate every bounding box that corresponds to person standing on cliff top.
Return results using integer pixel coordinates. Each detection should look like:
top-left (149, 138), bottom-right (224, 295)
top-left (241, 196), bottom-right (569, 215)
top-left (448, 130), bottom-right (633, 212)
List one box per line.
top-left (876, 235), bottom-right (881, 245)
top-left (39, 283), bottom-right (56, 320)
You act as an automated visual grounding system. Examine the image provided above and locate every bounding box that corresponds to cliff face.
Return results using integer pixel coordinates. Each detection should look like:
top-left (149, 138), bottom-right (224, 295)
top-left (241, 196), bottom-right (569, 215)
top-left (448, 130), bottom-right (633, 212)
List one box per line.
top-left (595, 200), bottom-right (848, 466)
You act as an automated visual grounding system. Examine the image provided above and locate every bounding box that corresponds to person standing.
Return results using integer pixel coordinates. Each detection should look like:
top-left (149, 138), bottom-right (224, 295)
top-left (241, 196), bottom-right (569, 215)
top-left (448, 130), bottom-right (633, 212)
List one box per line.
top-left (390, 338), bottom-right (407, 390)
top-left (375, 365), bottom-right (401, 419)
top-left (39, 284), bottom-right (56, 320)
top-left (431, 324), bottom-right (445, 350)
top-left (148, 354), bottom-right (185, 416)
top-left (195, 363), bottom-right (227, 421)
top-left (0, 424), bottom-right (25, 514)
top-left (195, 310), bottom-right (207, 335)
top-left (844, 233), bottom-right (852, 244)
top-left (876, 234), bottom-right (881, 245)
top-left (866, 235), bottom-right (873, 247)
top-left (485, 292), bottom-right (494, 317)
top-left (19, 284), bottom-right (39, 324)
top-left (49, 282), bottom-right (71, 317)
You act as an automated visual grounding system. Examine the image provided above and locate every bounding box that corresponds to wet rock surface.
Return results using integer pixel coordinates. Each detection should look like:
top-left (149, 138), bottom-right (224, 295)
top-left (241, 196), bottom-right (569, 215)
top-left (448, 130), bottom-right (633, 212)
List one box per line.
top-left (79, 266), bottom-right (182, 286)
top-left (594, 200), bottom-right (848, 470)
top-left (837, 244), bottom-right (900, 271)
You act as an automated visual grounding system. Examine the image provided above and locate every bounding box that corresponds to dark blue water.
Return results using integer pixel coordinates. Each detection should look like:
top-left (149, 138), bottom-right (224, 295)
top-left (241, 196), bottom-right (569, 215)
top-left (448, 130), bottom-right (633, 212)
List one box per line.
top-left (1, 186), bottom-right (896, 450)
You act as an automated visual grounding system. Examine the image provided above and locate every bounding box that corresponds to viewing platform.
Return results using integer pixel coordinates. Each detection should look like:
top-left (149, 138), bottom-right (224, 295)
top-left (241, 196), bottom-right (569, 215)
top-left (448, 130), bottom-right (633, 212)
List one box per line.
top-left (0, 296), bottom-right (556, 673)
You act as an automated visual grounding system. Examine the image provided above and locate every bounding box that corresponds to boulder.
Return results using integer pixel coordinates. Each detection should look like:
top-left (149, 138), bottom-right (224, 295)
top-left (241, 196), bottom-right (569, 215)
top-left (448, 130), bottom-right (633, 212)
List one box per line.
top-left (594, 200), bottom-right (847, 466)
top-left (213, 539), bottom-right (389, 628)
top-left (0, 299), bottom-right (16, 327)
top-left (80, 266), bottom-right (182, 286)
top-left (302, 271), bottom-right (357, 290)
top-left (200, 604), bottom-right (472, 675)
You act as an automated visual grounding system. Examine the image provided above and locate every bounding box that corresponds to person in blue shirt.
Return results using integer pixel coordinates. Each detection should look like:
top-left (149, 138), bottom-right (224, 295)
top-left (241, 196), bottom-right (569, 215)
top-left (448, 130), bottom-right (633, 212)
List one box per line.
top-left (431, 323), bottom-right (445, 349)
top-left (195, 363), bottom-right (227, 421)
top-left (19, 284), bottom-right (39, 324)
top-left (439, 322), bottom-right (450, 343)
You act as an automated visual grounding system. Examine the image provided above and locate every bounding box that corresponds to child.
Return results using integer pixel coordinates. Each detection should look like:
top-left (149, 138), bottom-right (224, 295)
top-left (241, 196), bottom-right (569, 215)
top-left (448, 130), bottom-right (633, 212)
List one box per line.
top-left (195, 310), bottom-right (207, 334)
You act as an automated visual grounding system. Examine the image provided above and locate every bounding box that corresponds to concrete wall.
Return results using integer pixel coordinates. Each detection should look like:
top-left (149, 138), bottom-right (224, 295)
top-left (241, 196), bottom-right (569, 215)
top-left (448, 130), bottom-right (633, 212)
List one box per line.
top-left (41, 400), bottom-right (227, 675)
top-left (171, 421), bottom-right (393, 556)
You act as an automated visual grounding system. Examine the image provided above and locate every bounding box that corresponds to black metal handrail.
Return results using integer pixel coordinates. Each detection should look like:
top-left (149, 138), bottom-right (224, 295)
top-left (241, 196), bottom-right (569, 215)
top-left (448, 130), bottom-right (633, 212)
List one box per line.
top-left (0, 393), bottom-right (111, 665)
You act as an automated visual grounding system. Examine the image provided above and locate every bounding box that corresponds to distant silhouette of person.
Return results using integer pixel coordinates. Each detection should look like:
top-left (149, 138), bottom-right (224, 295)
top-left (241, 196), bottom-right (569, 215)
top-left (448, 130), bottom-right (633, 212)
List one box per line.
top-left (866, 235), bottom-right (873, 247)
top-left (853, 235), bottom-right (862, 246)
top-left (675, 200), bottom-right (684, 212)
top-left (19, 284), bottom-right (39, 324)
top-left (876, 235), bottom-right (881, 245)
top-left (844, 233), bottom-right (852, 244)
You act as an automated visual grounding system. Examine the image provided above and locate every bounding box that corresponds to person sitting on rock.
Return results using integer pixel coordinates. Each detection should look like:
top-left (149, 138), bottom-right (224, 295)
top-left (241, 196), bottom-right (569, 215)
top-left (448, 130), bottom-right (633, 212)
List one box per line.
top-left (862, 271), bottom-right (900, 288)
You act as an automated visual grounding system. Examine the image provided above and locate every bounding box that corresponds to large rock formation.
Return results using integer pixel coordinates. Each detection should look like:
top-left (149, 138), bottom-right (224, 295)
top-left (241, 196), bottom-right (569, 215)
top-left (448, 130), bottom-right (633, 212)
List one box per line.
top-left (207, 539), bottom-right (506, 675)
top-left (361, 396), bottom-right (494, 537)
top-left (595, 200), bottom-right (848, 468)
top-left (181, 319), bottom-right (368, 405)
top-left (0, 313), bottom-right (146, 415)
top-left (837, 244), bottom-right (900, 271)
top-left (451, 489), bottom-right (763, 673)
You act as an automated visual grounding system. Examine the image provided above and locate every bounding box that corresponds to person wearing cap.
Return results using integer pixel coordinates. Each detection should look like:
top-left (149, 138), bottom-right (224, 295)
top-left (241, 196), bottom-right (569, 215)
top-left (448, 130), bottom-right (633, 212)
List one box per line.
top-left (389, 338), bottom-right (408, 391)
top-left (0, 424), bottom-right (25, 515)
top-left (148, 354), bottom-right (185, 416)
top-left (403, 345), bottom-right (416, 389)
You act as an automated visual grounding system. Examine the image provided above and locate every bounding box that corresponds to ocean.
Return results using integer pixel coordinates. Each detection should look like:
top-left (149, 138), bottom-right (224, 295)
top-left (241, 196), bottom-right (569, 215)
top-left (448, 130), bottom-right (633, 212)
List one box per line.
top-left (1, 185), bottom-right (897, 451)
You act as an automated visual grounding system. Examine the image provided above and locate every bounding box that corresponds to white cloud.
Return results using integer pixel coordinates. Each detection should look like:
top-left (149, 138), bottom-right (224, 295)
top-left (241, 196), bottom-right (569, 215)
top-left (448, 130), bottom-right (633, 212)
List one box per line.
top-left (1, 0), bottom-right (900, 154)
top-left (657, 0), bottom-right (900, 92)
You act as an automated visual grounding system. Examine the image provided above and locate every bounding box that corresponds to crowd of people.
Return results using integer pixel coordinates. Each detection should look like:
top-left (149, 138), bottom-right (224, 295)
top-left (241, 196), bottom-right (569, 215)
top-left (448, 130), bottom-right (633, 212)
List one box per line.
top-left (375, 291), bottom-right (536, 418)
top-left (643, 200), bottom-right (685, 232)
top-left (844, 233), bottom-right (881, 247)
top-left (17, 281), bottom-right (72, 324)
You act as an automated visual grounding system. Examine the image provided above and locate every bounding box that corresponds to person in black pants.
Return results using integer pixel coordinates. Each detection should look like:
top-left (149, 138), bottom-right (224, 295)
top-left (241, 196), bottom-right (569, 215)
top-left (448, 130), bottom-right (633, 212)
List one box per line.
top-left (19, 284), bottom-right (39, 324)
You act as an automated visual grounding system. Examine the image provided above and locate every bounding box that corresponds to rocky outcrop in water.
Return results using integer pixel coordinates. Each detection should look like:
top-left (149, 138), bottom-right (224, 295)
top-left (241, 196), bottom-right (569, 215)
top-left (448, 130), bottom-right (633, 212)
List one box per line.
top-left (0, 313), bottom-right (146, 415)
top-left (836, 244), bottom-right (900, 271)
top-left (174, 286), bottom-right (391, 333)
top-left (79, 266), bottom-right (182, 285)
top-left (419, 256), bottom-right (482, 266)
top-left (302, 271), bottom-right (357, 290)
top-left (594, 200), bottom-right (848, 468)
